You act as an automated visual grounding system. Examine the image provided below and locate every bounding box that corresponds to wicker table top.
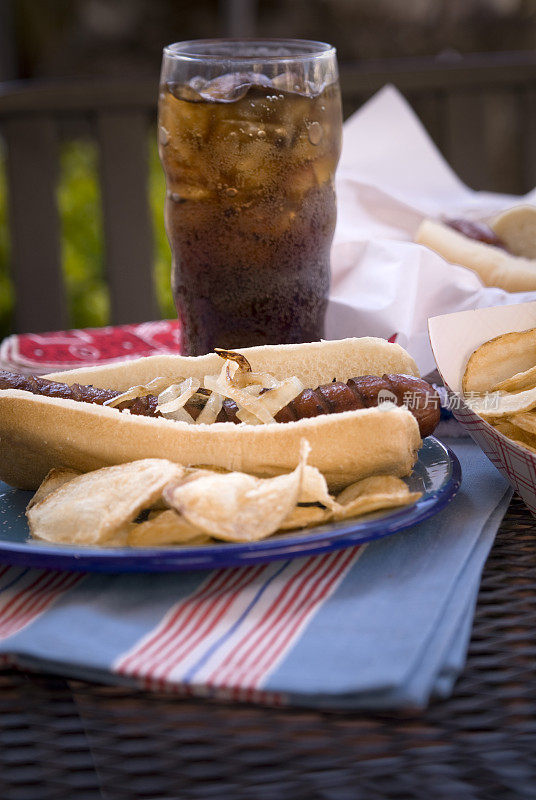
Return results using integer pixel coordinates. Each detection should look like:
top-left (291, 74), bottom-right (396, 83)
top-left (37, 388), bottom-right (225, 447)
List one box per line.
top-left (0, 494), bottom-right (535, 800)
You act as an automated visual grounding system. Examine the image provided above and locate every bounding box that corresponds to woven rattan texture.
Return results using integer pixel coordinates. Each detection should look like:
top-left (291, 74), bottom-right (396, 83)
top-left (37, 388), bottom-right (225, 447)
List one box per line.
top-left (0, 495), bottom-right (534, 800)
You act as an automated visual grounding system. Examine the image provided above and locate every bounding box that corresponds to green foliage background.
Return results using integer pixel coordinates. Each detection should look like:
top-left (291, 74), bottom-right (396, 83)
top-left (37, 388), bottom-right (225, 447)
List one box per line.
top-left (0, 135), bottom-right (174, 340)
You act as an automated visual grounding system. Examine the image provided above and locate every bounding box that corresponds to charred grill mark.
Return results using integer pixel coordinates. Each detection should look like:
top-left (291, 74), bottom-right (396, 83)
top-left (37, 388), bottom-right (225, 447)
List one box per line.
top-left (0, 369), bottom-right (441, 436)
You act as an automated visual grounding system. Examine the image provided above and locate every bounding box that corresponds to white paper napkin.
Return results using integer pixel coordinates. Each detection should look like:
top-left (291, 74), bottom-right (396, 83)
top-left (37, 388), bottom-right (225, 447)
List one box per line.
top-left (326, 85), bottom-right (536, 375)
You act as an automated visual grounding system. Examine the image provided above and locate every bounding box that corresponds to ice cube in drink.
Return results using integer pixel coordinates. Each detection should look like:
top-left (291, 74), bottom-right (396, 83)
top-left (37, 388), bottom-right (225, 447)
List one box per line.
top-left (158, 70), bottom-right (342, 355)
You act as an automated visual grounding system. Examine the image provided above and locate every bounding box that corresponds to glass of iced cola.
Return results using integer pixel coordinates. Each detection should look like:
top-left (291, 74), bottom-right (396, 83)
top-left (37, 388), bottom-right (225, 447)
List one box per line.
top-left (158, 39), bottom-right (342, 355)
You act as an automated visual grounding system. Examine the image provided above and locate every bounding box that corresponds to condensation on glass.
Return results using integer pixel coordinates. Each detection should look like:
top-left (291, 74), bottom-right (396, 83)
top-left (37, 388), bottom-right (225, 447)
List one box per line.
top-left (159, 39), bottom-right (342, 355)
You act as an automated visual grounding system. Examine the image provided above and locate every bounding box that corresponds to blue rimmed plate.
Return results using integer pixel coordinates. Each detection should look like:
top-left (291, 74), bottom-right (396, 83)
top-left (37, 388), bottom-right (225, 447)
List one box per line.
top-left (0, 437), bottom-right (460, 573)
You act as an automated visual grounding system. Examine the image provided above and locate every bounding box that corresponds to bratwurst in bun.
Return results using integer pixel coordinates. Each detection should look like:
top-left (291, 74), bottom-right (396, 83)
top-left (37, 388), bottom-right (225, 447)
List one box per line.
top-left (0, 338), bottom-right (439, 490)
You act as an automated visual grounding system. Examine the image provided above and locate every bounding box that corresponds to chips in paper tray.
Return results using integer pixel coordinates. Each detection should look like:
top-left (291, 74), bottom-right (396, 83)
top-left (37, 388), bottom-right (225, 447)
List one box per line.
top-left (508, 411), bottom-right (536, 436)
top-left (430, 305), bottom-right (536, 517)
top-left (468, 386), bottom-right (536, 419)
top-left (462, 328), bottom-right (536, 395)
top-left (491, 365), bottom-right (536, 394)
top-left (462, 326), bottom-right (536, 453)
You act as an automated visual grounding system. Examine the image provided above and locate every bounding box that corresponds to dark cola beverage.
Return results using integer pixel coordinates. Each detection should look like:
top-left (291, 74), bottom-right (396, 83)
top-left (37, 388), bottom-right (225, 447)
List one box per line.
top-left (158, 67), bottom-right (342, 355)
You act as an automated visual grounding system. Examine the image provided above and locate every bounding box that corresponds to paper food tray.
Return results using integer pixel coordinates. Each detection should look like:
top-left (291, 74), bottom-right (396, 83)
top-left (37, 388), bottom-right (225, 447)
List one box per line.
top-left (429, 301), bottom-right (536, 515)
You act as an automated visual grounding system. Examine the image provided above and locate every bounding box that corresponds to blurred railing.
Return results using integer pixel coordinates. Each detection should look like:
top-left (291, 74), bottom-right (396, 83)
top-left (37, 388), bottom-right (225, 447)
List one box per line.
top-left (0, 78), bottom-right (160, 333)
top-left (340, 50), bottom-right (536, 195)
top-left (0, 50), bottom-right (535, 334)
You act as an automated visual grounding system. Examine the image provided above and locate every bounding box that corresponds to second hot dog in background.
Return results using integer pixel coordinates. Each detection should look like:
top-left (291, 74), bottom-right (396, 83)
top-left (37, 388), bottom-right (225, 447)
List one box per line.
top-left (415, 205), bottom-right (536, 292)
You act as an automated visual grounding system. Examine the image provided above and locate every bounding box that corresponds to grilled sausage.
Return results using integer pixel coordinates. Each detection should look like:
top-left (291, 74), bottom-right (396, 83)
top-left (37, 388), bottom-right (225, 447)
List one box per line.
top-left (446, 219), bottom-right (506, 249)
top-left (216, 373), bottom-right (440, 437)
top-left (0, 369), bottom-right (440, 437)
top-left (0, 370), bottom-right (161, 417)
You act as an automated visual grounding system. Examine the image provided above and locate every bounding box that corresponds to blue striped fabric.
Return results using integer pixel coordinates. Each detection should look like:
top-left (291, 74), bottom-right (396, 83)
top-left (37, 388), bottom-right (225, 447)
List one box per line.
top-left (0, 437), bottom-right (510, 710)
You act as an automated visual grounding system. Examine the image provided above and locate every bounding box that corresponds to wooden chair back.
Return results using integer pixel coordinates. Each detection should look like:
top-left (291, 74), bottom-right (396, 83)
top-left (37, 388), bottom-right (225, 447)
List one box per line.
top-left (0, 78), bottom-right (159, 333)
top-left (340, 51), bottom-right (536, 195)
top-left (1, 52), bottom-right (535, 334)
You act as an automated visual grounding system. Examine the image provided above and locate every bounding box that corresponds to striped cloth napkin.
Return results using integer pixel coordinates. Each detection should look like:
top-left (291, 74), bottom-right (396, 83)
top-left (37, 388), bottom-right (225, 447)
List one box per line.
top-left (0, 438), bottom-right (509, 709)
top-left (0, 324), bottom-right (511, 709)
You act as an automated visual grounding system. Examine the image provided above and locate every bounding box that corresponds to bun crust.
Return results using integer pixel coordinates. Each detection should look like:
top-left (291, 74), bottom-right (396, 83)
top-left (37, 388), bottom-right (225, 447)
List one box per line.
top-left (416, 219), bottom-right (536, 292)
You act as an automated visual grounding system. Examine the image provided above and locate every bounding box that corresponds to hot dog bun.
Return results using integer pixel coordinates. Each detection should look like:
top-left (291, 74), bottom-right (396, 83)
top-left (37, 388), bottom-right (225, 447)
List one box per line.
top-left (415, 218), bottom-right (536, 292)
top-left (0, 338), bottom-right (421, 490)
top-left (45, 336), bottom-right (419, 391)
top-left (492, 205), bottom-right (536, 260)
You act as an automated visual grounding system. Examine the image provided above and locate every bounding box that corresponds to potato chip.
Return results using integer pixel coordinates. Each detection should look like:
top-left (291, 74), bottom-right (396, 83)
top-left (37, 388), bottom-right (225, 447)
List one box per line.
top-left (148, 497), bottom-right (168, 513)
top-left (127, 510), bottom-right (211, 547)
top-left (496, 428), bottom-right (536, 453)
top-left (278, 505), bottom-right (332, 531)
top-left (332, 475), bottom-right (421, 521)
top-left (27, 459), bottom-right (185, 545)
top-left (509, 437), bottom-right (536, 454)
top-left (510, 426), bottom-right (536, 452)
top-left (169, 466), bottom-right (232, 489)
top-left (27, 467), bottom-right (82, 511)
top-left (336, 475), bottom-right (406, 505)
top-left (509, 411), bottom-right (536, 435)
top-left (187, 465), bottom-right (231, 474)
top-left (492, 421), bottom-right (523, 439)
top-left (492, 419), bottom-right (536, 451)
top-left (99, 529), bottom-right (130, 548)
top-left (299, 465), bottom-right (336, 508)
top-left (468, 387), bottom-right (536, 419)
top-left (462, 328), bottom-right (536, 395)
top-left (164, 470), bottom-right (301, 543)
top-left (164, 449), bottom-right (306, 542)
top-left (491, 364), bottom-right (536, 393)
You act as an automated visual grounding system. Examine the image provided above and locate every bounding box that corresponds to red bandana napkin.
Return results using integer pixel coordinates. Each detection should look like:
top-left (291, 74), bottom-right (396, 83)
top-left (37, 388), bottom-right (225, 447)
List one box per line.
top-left (0, 321), bottom-right (183, 374)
